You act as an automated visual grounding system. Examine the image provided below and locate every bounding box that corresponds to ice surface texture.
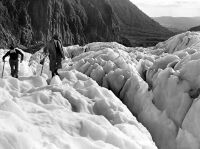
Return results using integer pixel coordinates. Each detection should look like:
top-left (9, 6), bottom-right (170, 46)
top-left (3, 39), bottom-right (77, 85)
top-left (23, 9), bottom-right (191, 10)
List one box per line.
top-left (0, 48), bottom-right (156, 148)
top-left (1, 31), bottom-right (200, 149)
top-left (64, 31), bottom-right (200, 149)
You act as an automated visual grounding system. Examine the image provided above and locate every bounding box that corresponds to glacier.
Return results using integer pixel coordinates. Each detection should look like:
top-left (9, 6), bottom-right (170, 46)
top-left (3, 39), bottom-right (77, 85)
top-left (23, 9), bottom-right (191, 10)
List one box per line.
top-left (0, 31), bottom-right (200, 149)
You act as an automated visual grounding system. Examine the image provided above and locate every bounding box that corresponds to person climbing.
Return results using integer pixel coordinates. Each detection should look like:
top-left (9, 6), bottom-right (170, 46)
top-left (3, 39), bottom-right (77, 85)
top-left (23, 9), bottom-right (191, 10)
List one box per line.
top-left (2, 45), bottom-right (24, 78)
top-left (43, 34), bottom-right (65, 77)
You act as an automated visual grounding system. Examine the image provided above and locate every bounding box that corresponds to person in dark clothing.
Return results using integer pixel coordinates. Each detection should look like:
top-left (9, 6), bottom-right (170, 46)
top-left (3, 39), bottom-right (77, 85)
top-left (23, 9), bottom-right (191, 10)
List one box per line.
top-left (43, 34), bottom-right (65, 77)
top-left (2, 46), bottom-right (24, 78)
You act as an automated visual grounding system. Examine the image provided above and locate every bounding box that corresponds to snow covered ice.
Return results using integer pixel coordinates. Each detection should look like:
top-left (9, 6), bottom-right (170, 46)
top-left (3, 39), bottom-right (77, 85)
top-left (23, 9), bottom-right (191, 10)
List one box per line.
top-left (0, 49), bottom-right (156, 148)
top-left (64, 31), bottom-right (200, 149)
top-left (1, 31), bottom-right (200, 149)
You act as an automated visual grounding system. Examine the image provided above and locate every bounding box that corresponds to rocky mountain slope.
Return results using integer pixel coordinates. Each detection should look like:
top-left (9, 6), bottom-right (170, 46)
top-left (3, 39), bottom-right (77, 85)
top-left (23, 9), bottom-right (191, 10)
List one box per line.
top-left (0, 0), bottom-right (172, 48)
top-left (153, 16), bottom-right (200, 32)
top-left (110, 0), bottom-right (172, 46)
top-left (190, 25), bottom-right (200, 31)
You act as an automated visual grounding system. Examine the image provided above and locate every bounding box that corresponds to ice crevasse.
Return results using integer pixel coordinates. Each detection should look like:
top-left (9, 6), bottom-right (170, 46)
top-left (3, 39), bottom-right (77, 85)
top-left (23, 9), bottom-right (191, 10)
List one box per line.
top-left (0, 31), bottom-right (200, 149)
top-left (64, 31), bottom-right (200, 149)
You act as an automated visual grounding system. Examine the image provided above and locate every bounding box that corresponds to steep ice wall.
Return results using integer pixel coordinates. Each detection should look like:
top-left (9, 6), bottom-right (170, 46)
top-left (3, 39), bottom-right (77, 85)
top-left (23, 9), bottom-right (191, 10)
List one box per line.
top-left (65, 32), bottom-right (200, 149)
top-left (1, 31), bottom-right (200, 149)
top-left (66, 45), bottom-right (177, 149)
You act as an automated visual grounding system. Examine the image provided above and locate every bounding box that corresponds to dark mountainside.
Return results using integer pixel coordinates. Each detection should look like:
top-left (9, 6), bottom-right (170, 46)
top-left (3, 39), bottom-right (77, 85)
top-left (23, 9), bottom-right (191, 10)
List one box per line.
top-left (110, 0), bottom-right (172, 46)
top-left (190, 25), bottom-right (200, 31)
top-left (153, 16), bottom-right (200, 31)
top-left (0, 0), bottom-right (172, 49)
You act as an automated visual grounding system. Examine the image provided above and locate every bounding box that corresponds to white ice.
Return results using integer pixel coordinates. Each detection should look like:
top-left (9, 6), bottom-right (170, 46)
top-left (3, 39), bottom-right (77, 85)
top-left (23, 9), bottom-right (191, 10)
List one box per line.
top-left (63, 31), bottom-right (200, 149)
top-left (0, 47), bottom-right (156, 148)
top-left (1, 31), bottom-right (200, 149)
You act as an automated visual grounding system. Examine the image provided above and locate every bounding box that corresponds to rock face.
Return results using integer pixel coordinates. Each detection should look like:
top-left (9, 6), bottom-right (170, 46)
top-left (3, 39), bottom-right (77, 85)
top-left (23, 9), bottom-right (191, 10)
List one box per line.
top-left (190, 26), bottom-right (200, 31)
top-left (0, 0), bottom-right (172, 48)
top-left (110, 0), bottom-right (173, 46)
top-left (153, 17), bottom-right (200, 31)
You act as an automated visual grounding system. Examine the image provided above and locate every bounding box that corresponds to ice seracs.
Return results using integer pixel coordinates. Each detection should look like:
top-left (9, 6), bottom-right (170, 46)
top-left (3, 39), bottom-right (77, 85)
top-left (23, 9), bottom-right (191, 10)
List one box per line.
top-left (155, 31), bottom-right (200, 53)
top-left (68, 42), bottom-right (178, 149)
top-left (0, 49), bottom-right (157, 148)
top-left (1, 31), bottom-right (200, 149)
top-left (64, 31), bottom-right (200, 149)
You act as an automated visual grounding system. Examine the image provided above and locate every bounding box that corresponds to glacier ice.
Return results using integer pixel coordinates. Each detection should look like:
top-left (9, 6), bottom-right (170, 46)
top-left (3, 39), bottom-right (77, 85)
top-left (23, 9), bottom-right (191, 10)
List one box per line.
top-left (0, 31), bottom-right (200, 149)
top-left (156, 31), bottom-right (200, 53)
top-left (0, 50), bottom-right (157, 148)
top-left (62, 31), bottom-right (200, 149)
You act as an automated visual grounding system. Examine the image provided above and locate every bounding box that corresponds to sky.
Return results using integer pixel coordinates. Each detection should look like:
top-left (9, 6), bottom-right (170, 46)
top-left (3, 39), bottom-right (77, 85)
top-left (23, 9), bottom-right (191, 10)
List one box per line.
top-left (130, 0), bottom-right (200, 17)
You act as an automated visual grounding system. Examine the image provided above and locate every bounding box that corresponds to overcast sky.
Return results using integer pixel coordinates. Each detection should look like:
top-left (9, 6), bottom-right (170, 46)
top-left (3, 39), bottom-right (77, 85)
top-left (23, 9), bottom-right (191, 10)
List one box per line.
top-left (130, 0), bottom-right (200, 17)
